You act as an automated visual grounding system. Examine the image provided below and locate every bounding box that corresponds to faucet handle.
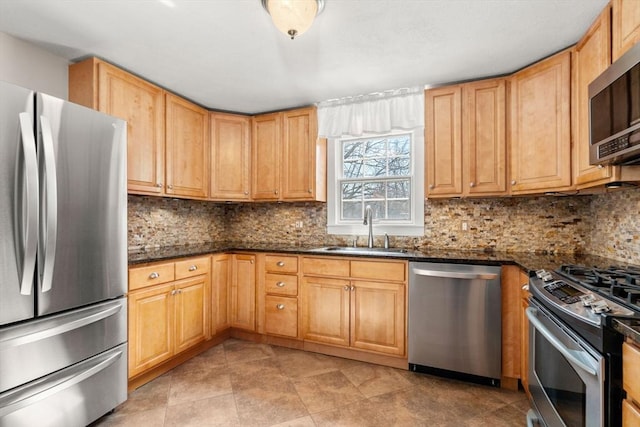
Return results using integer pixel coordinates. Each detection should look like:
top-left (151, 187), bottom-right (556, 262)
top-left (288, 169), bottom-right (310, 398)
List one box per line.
top-left (352, 237), bottom-right (358, 247)
top-left (384, 233), bottom-right (390, 249)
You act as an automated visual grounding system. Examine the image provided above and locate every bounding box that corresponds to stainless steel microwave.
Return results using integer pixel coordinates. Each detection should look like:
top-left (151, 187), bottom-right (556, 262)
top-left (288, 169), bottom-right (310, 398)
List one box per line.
top-left (589, 41), bottom-right (640, 165)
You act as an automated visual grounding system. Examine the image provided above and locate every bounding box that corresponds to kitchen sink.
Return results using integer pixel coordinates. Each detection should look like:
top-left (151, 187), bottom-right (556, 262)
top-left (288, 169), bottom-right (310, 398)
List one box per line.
top-left (309, 246), bottom-right (410, 257)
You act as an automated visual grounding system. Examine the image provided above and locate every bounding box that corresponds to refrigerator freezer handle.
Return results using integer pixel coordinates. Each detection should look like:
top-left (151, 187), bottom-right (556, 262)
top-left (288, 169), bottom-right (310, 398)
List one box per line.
top-left (16, 113), bottom-right (38, 296)
top-left (39, 116), bottom-right (57, 293)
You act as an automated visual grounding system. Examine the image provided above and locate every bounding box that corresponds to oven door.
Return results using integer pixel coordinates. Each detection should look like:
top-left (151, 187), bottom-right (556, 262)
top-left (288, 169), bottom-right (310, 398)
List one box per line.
top-left (527, 299), bottom-right (605, 427)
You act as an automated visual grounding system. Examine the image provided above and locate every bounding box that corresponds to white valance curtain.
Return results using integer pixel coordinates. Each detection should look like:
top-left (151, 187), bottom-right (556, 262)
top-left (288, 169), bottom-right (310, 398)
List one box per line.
top-left (317, 86), bottom-right (424, 138)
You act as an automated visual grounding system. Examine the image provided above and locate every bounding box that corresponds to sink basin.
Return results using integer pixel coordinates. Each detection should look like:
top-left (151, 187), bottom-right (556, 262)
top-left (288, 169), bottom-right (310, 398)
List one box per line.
top-left (309, 246), bottom-right (409, 256)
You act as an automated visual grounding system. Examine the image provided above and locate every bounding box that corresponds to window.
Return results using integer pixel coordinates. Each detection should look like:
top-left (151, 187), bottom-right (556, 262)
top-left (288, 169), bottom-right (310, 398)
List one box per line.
top-left (327, 130), bottom-right (424, 236)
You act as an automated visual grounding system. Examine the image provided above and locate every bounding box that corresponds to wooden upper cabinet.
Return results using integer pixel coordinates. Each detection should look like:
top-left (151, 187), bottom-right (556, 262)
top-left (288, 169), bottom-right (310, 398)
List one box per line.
top-left (425, 79), bottom-right (506, 198)
top-left (464, 79), bottom-right (507, 196)
top-left (573, 6), bottom-right (615, 188)
top-left (68, 58), bottom-right (165, 195)
top-left (425, 85), bottom-right (463, 196)
top-left (282, 107), bottom-right (326, 201)
top-left (165, 93), bottom-right (209, 199)
top-left (510, 49), bottom-right (573, 194)
top-left (252, 113), bottom-right (282, 200)
top-left (210, 113), bottom-right (251, 200)
top-left (613, 0), bottom-right (640, 61)
top-left (252, 108), bottom-right (326, 202)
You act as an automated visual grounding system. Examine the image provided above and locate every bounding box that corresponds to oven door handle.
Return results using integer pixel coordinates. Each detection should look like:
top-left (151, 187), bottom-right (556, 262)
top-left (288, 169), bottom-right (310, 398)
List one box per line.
top-left (526, 307), bottom-right (597, 376)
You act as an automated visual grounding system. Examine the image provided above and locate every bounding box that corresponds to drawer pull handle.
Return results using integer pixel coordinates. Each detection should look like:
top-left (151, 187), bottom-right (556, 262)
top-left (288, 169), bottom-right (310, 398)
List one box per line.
top-left (149, 272), bottom-right (160, 279)
top-left (276, 281), bottom-right (285, 287)
top-left (344, 285), bottom-right (350, 291)
top-left (276, 261), bottom-right (285, 267)
top-left (188, 265), bottom-right (197, 271)
top-left (276, 304), bottom-right (285, 310)
top-left (170, 289), bottom-right (176, 295)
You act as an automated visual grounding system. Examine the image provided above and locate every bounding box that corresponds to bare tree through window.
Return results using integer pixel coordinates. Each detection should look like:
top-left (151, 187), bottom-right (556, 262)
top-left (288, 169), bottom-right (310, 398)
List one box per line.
top-left (340, 134), bottom-right (412, 221)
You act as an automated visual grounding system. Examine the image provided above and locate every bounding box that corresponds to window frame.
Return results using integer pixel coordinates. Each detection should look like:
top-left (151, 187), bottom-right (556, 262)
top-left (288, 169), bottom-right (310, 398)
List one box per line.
top-left (326, 128), bottom-right (425, 237)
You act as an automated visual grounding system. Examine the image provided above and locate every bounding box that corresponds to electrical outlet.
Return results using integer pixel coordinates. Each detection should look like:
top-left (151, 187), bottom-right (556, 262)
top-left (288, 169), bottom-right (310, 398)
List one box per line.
top-left (461, 221), bottom-right (468, 231)
top-left (295, 221), bottom-right (303, 229)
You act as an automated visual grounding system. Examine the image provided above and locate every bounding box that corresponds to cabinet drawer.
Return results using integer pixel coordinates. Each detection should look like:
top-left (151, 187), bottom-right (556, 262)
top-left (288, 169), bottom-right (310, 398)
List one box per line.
top-left (129, 263), bottom-right (175, 291)
top-left (265, 273), bottom-right (298, 296)
top-left (175, 256), bottom-right (211, 279)
top-left (265, 255), bottom-right (298, 273)
top-left (350, 260), bottom-right (406, 282)
top-left (265, 295), bottom-right (298, 338)
top-left (624, 341), bottom-right (640, 402)
top-left (302, 257), bottom-right (350, 277)
top-left (623, 399), bottom-right (640, 427)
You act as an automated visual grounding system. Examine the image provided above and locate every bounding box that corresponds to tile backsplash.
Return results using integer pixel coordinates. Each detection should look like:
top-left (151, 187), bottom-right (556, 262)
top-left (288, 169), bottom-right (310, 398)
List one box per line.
top-left (127, 187), bottom-right (640, 265)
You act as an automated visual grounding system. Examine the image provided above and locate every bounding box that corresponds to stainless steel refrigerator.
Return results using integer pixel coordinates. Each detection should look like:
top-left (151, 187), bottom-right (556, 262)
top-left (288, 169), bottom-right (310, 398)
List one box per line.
top-left (0, 80), bottom-right (128, 426)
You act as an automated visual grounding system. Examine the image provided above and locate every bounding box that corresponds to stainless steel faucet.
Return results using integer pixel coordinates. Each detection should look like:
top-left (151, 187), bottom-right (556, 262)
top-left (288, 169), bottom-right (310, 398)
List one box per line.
top-left (363, 205), bottom-right (374, 248)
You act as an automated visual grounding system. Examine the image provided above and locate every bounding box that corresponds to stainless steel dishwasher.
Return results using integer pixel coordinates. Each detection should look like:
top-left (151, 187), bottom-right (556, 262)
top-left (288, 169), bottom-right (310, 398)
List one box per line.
top-left (408, 262), bottom-right (502, 386)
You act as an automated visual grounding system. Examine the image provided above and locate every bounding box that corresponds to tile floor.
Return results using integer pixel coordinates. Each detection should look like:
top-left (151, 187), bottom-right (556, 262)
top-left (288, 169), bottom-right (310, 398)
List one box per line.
top-left (92, 339), bottom-right (530, 426)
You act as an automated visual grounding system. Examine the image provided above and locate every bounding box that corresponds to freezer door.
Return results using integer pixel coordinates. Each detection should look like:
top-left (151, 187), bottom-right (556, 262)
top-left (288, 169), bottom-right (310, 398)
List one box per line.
top-left (36, 93), bottom-right (127, 315)
top-left (0, 297), bottom-right (127, 393)
top-left (0, 81), bottom-right (37, 326)
top-left (0, 342), bottom-right (127, 427)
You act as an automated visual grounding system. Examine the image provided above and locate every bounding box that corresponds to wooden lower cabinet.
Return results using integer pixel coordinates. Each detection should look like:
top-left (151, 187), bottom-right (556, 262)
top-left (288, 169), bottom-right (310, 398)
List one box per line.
top-left (212, 254), bottom-right (231, 334)
top-left (264, 295), bottom-right (298, 338)
top-left (230, 254), bottom-right (256, 331)
top-left (301, 257), bottom-right (407, 357)
top-left (623, 340), bottom-right (640, 427)
top-left (128, 256), bottom-right (210, 379)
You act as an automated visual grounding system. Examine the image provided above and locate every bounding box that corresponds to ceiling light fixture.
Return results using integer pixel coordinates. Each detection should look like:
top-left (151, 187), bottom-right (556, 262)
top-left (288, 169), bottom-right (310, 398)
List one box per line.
top-left (261, 0), bottom-right (325, 40)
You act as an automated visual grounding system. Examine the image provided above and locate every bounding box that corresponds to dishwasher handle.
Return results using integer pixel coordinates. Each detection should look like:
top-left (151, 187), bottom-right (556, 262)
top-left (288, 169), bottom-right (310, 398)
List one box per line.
top-left (412, 268), bottom-right (498, 281)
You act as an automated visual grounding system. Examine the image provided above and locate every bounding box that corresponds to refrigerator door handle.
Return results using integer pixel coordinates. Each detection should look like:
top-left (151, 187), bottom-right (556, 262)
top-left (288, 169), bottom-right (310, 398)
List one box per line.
top-left (16, 113), bottom-right (39, 296)
top-left (0, 347), bottom-right (124, 417)
top-left (0, 301), bottom-right (123, 351)
top-left (38, 115), bottom-right (58, 293)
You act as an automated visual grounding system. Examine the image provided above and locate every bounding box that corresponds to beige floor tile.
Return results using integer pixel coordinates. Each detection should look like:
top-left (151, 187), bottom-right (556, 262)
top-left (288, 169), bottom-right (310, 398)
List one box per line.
top-left (224, 339), bottom-right (276, 365)
top-left (341, 364), bottom-right (414, 398)
top-left (234, 383), bottom-right (309, 426)
top-left (90, 407), bottom-right (166, 427)
top-left (168, 365), bottom-right (233, 406)
top-left (114, 373), bottom-right (172, 415)
top-left (311, 398), bottom-right (393, 427)
top-left (272, 347), bottom-right (342, 379)
top-left (292, 370), bottom-right (365, 414)
top-left (171, 343), bottom-right (227, 374)
top-left (268, 415), bottom-right (317, 427)
top-left (464, 402), bottom-right (529, 427)
top-left (228, 358), bottom-right (290, 392)
top-left (164, 394), bottom-right (239, 426)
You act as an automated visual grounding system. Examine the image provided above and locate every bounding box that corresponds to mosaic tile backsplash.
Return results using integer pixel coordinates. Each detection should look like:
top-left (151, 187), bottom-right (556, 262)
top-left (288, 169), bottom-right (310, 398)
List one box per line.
top-left (127, 187), bottom-right (640, 265)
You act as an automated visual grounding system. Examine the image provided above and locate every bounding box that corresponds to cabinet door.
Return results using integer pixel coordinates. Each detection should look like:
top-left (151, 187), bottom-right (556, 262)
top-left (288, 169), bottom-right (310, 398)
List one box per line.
top-left (230, 254), bottom-right (256, 331)
top-left (128, 283), bottom-right (174, 377)
top-left (500, 265), bottom-right (523, 387)
top-left (97, 62), bottom-right (165, 195)
top-left (210, 113), bottom-right (251, 200)
top-left (212, 254), bottom-right (231, 333)
top-left (301, 276), bottom-right (350, 347)
top-left (510, 50), bottom-right (572, 194)
top-left (464, 79), bottom-right (507, 196)
top-left (613, 0), bottom-right (640, 61)
top-left (574, 7), bottom-right (615, 187)
top-left (425, 85), bottom-right (463, 197)
top-left (165, 93), bottom-right (209, 199)
top-left (252, 113), bottom-right (281, 200)
top-left (350, 281), bottom-right (405, 356)
top-left (174, 276), bottom-right (208, 353)
top-left (282, 107), bottom-right (318, 200)
top-left (521, 286), bottom-right (531, 397)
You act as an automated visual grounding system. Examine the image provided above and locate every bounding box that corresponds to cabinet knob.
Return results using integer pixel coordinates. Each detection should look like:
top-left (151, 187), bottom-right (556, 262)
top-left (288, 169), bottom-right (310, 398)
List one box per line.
top-left (149, 272), bottom-right (160, 279)
top-left (274, 190), bottom-right (279, 195)
top-left (470, 182), bottom-right (475, 188)
top-left (511, 180), bottom-right (516, 185)
top-left (597, 165), bottom-right (604, 169)
top-left (168, 184), bottom-right (173, 189)
top-left (276, 304), bottom-right (285, 310)
top-left (244, 191), bottom-right (249, 195)
top-left (188, 265), bottom-right (197, 271)
top-left (156, 183), bottom-right (163, 188)
top-left (428, 184), bottom-right (434, 189)
top-left (250, 259), bottom-right (254, 264)
top-left (308, 189), bottom-right (313, 193)
top-left (170, 289), bottom-right (177, 295)
top-left (276, 281), bottom-right (285, 287)
top-left (350, 285), bottom-right (355, 291)
top-left (276, 261), bottom-right (285, 267)
top-left (344, 285), bottom-right (350, 291)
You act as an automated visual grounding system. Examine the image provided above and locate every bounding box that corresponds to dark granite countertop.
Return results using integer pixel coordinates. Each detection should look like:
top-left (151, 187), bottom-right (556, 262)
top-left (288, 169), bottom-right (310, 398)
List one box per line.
top-left (613, 318), bottom-right (640, 344)
top-left (128, 242), bottom-right (634, 274)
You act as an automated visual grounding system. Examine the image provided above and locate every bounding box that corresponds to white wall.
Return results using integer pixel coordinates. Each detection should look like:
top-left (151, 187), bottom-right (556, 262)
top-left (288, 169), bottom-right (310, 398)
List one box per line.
top-left (0, 32), bottom-right (68, 98)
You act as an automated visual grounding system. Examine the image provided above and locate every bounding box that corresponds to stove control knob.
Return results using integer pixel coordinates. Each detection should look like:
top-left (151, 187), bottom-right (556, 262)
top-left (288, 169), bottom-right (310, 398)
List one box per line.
top-left (580, 294), bottom-right (596, 306)
top-left (535, 269), bottom-right (547, 278)
top-left (591, 300), bottom-right (611, 313)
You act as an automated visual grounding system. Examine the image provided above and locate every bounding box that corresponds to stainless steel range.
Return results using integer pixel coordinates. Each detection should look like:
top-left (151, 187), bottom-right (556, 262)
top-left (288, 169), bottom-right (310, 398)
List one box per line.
top-left (527, 264), bottom-right (640, 427)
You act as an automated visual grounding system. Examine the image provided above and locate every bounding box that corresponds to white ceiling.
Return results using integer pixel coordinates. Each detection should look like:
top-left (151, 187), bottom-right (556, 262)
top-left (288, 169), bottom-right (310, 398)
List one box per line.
top-left (0, 0), bottom-right (609, 114)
